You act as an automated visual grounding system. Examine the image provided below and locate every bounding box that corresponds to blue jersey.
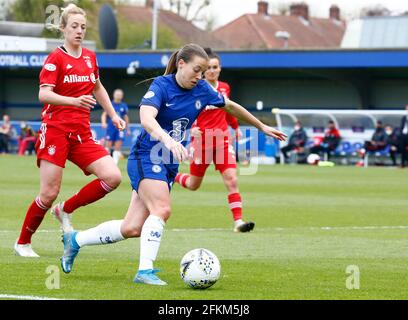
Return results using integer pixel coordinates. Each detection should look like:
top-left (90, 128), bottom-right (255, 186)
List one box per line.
top-left (129, 74), bottom-right (225, 162)
top-left (107, 101), bottom-right (128, 131)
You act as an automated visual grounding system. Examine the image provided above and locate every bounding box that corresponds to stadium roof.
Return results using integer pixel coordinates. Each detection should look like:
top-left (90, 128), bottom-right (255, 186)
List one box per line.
top-left (342, 16), bottom-right (408, 49)
top-left (212, 2), bottom-right (345, 49)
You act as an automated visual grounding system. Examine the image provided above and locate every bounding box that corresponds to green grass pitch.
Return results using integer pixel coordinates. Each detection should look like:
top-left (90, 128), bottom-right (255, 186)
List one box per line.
top-left (1, 155), bottom-right (408, 300)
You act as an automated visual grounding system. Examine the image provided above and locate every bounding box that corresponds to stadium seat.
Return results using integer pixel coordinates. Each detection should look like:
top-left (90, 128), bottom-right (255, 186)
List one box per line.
top-left (364, 145), bottom-right (391, 167)
top-left (351, 142), bottom-right (363, 156)
top-left (339, 141), bottom-right (352, 156)
top-left (8, 137), bottom-right (19, 154)
top-left (289, 146), bottom-right (306, 164)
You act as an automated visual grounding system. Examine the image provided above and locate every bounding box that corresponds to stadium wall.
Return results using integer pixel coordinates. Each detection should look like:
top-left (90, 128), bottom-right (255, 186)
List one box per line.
top-left (3, 70), bottom-right (408, 122)
top-left (2, 50), bottom-right (408, 122)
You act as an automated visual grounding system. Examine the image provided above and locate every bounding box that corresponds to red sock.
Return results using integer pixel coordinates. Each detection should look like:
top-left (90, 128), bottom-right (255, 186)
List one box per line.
top-left (175, 173), bottom-right (190, 188)
top-left (17, 197), bottom-right (50, 244)
top-left (63, 179), bottom-right (114, 213)
top-left (228, 193), bottom-right (243, 221)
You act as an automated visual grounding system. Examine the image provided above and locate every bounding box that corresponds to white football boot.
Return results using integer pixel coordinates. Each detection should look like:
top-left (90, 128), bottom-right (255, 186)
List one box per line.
top-left (14, 241), bottom-right (40, 258)
top-left (51, 202), bottom-right (74, 233)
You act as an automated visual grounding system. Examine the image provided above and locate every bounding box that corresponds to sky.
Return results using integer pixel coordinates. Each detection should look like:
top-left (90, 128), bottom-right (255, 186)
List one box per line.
top-left (206, 0), bottom-right (408, 29)
top-left (131, 0), bottom-right (408, 30)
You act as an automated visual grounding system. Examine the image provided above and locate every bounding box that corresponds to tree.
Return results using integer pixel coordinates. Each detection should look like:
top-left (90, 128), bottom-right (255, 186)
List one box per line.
top-left (10, 0), bottom-right (97, 23)
top-left (10, 0), bottom-right (102, 42)
top-left (0, 0), bottom-right (13, 20)
top-left (269, 1), bottom-right (290, 16)
top-left (360, 4), bottom-right (391, 17)
top-left (168, 0), bottom-right (211, 24)
top-left (117, 14), bottom-right (182, 49)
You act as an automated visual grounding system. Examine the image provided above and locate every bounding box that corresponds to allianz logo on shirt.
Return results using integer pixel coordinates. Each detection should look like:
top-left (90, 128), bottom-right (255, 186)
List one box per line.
top-left (63, 73), bottom-right (96, 84)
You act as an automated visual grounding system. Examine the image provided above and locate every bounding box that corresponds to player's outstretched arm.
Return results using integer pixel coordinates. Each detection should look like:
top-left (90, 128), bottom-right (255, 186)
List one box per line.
top-left (140, 105), bottom-right (189, 162)
top-left (93, 80), bottom-right (126, 130)
top-left (223, 98), bottom-right (287, 141)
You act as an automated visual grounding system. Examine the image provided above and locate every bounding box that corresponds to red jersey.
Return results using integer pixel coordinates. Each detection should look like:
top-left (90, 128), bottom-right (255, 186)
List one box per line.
top-left (39, 46), bottom-right (99, 122)
top-left (195, 81), bottom-right (238, 131)
top-left (325, 128), bottom-right (341, 139)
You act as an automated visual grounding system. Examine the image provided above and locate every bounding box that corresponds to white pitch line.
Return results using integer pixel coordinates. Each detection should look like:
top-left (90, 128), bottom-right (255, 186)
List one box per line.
top-left (0, 230), bottom-right (60, 234)
top-left (316, 226), bottom-right (408, 230)
top-left (0, 294), bottom-right (63, 300)
top-left (1, 226), bottom-right (408, 234)
top-left (170, 228), bottom-right (227, 232)
top-left (170, 226), bottom-right (408, 231)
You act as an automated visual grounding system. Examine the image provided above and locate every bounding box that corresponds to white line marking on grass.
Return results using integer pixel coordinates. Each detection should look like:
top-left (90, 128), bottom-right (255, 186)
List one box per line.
top-left (170, 228), bottom-right (227, 232)
top-left (0, 294), bottom-right (63, 300)
top-left (317, 226), bottom-right (408, 231)
top-left (169, 226), bottom-right (408, 231)
top-left (0, 230), bottom-right (59, 234)
top-left (1, 226), bottom-right (408, 234)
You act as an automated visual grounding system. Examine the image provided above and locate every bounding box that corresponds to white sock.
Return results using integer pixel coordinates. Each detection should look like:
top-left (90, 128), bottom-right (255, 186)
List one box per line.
top-left (234, 219), bottom-right (244, 227)
top-left (112, 151), bottom-right (121, 165)
top-left (75, 220), bottom-right (125, 247)
top-left (138, 215), bottom-right (165, 271)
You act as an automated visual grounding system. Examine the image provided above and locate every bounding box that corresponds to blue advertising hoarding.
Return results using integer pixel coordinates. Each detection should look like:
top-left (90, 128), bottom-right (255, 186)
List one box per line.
top-left (2, 49), bottom-right (408, 69)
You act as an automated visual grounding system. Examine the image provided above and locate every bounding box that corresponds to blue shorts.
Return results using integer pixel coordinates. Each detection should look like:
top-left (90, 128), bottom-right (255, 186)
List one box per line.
top-left (106, 127), bottom-right (125, 142)
top-left (127, 157), bottom-right (178, 193)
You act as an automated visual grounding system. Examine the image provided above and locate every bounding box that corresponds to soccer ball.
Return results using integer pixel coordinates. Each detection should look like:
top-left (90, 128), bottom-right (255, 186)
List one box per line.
top-left (180, 248), bottom-right (221, 289)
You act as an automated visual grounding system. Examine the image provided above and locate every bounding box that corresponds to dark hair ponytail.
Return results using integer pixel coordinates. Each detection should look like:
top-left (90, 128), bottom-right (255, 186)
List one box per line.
top-left (164, 50), bottom-right (179, 75)
top-left (203, 47), bottom-right (221, 63)
top-left (163, 43), bottom-right (208, 76)
top-left (137, 43), bottom-right (208, 86)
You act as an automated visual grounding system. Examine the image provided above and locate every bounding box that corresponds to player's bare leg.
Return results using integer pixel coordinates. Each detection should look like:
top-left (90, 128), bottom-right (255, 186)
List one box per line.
top-left (175, 145), bottom-right (209, 190)
top-left (60, 190), bottom-right (148, 274)
top-left (52, 156), bottom-right (121, 233)
top-left (121, 190), bottom-right (150, 237)
top-left (175, 173), bottom-right (204, 191)
top-left (133, 179), bottom-right (171, 285)
top-left (221, 168), bottom-right (255, 233)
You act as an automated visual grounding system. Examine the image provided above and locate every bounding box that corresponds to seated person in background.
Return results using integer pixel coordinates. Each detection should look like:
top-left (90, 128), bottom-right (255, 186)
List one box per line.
top-left (309, 120), bottom-right (341, 160)
top-left (385, 125), bottom-right (400, 166)
top-left (18, 122), bottom-right (37, 156)
top-left (280, 121), bottom-right (308, 163)
top-left (0, 114), bottom-right (12, 154)
top-left (356, 120), bottom-right (387, 166)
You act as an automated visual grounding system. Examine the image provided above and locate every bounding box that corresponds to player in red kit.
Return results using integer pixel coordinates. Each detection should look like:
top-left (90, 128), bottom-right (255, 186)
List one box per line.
top-left (175, 48), bottom-right (255, 233)
top-left (14, 4), bottom-right (126, 257)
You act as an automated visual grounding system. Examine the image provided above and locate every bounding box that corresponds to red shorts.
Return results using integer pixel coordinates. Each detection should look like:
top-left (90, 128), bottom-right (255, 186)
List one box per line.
top-left (189, 136), bottom-right (236, 177)
top-left (35, 121), bottom-right (109, 175)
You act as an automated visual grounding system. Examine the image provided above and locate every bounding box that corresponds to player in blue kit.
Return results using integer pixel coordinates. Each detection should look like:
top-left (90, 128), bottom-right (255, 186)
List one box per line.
top-left (59, 43), bottom-right (287, 285)
top-left (101, 89), bottom-right (131, 164)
